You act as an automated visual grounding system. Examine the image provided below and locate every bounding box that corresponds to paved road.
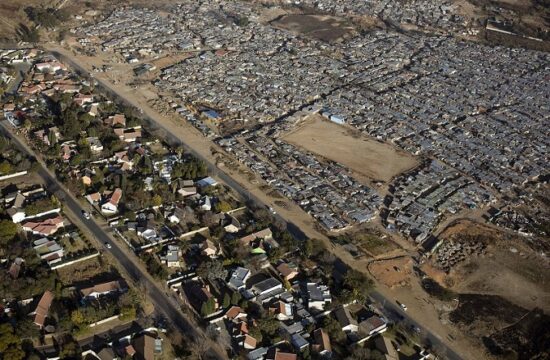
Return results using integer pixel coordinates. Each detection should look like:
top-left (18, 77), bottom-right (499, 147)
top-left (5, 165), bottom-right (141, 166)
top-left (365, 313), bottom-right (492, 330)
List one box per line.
top-left (0, 122), bottom-right (225, 359)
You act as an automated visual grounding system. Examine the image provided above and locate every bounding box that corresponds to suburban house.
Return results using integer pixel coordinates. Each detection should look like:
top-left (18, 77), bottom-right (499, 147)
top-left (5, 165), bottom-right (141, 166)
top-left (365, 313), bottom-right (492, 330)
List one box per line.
top-left (5, 186), bottom-right (58, 223)
top-left (177, 186), bottom-right (197, 197)
top-left (225, 306), bottom-right (247, 322)
top-left (22, 215), bottom-right (65, 236)
top-left (222, 214), bottom-right (241, 233)
top-left (306, 283), bottom-right (332, 312)
top-left (276, 262), bottom-right (298, 281)
top-left (334, 306), bottom-right (358, 333)
top-left (250, 277), bottom-right (284, 303)
top-left (359, 315), bottom-right (387, 338)
top-left (33, 238), bottom-right (64, 265)
top-left (243, 334), bottom-right (258, 350)
top-left (31, 290), bottom-right (54, 328)
top-left (114, 127), bottom-right (142, 142)
top-left (86, 136), bottom-right (104, 153)
top-left (271, 300), bottom-right (293, 321)
top-left (160, 245), bottom-right (182, 267)
top-left (86, 188), bottom-right (123, 214)
top-left (200, 239), bottom-right (219, 258)
top-left (228, 267), bottom-right (251, 291)
top-left (101, 188), bottom-right (123, 214)
top-left (196, 176), bottom-right (218, 188)
top-left (104, 114), bottom-right (126, 127)
top-left (8, 257), bottom-right (24, 279)
top-left (79, 280), bottom-right (128, 299)
top-left (312, 329), bottom-right (332, 357)
top-left (131, 332), bottom-right (158, 360)
top-left (375, 335), bottom-right (399, 360)
top-left (267, 349), bottom-right (297, 360)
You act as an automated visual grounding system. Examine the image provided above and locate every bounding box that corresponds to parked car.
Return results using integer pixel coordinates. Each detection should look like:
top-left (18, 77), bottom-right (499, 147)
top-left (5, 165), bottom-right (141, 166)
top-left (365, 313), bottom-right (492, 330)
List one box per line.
top-left (397, 301), bottom-right (407, 311)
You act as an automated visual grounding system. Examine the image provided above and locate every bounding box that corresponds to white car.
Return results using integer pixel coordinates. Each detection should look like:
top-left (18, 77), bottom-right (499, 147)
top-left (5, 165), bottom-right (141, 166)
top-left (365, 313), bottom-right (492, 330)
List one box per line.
top-left (82, 210), bottom-right (91, 220)
top-left (104, 242), bottom-right (112, 249)
top-left (397, 301), bottom-right (407, 311)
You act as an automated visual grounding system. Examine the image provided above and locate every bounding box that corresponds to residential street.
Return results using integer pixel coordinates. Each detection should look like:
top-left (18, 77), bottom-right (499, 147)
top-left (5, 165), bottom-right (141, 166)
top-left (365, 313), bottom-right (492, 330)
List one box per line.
top-left (0, 121), bottom-right (226, 360)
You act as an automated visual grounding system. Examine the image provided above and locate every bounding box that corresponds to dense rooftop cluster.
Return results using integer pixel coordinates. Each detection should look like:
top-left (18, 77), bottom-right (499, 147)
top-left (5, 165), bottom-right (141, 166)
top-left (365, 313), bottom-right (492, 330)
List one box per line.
top-left (271, 0), bottom-right (469, 34)
top-left (74, 1), bottom-right (549, 244)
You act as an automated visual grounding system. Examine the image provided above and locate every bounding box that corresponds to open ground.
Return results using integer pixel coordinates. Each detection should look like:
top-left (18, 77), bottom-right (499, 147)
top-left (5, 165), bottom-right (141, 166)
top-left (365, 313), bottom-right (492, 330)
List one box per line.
top-left (436, 220), bottom-right (550, 313)
top-left (271, 14), bottom-right (356, 42)
top-left (282, 115), bottom-right (419, 183)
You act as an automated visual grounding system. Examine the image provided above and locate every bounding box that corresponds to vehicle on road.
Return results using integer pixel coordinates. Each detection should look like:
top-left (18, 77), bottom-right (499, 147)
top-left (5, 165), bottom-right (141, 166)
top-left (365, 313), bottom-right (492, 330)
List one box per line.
top-left (397, 300), bottom-right (407, 311)
top-left (82, 210), bottom-right (91, 219)
top-left (104, 242), bottom-right (112, 249)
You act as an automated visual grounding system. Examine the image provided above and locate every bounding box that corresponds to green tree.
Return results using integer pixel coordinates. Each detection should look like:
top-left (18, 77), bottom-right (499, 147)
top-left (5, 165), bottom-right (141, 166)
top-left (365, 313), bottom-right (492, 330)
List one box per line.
top-left (47, 130), bottom-right (57, 146)
top-left (257, 315), bottom-right (279, 338)
top-left (152, 194), bottom-right (163, 207)
top-left (196, 260), bottom-right (227, 281)
top-left (0, 220), bottom-right (18, 245)
top-left (231, 291), bottom-right (241, 306)
top-left (323, 316), bottom-right (346, 342)
top-left (303, 238), bottom-right (313, 257)
top-left (343, 269), bottom-right (374, 302)
top-left (200, 297), bottom-right (216, 317)
top-left (249, 326), bottom-right (263, 343)
top-left (0, 323), bottom-right (24, 359)
top-left (222, 293), bottom-right (231, 308)
top-left (0, 161), bottom-right (12, 175)
top-left (61, 106), bottom-right (81, 138)
top-left (71, 309), bottom-right (86, 326)
top-left (214, 200), bottom-right (232, 213)
top-left (0, 137), bottom-right (10, 152)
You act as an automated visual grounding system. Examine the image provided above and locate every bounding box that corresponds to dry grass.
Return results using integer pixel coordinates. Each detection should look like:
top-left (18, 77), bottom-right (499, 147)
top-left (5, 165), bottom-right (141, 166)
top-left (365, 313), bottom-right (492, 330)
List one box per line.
top-left (56, 257), bottom-right (105, 284)
top-left (0, 0), bottom-right (55, 41)
top-left (282, 115), bottom-right (419, 182)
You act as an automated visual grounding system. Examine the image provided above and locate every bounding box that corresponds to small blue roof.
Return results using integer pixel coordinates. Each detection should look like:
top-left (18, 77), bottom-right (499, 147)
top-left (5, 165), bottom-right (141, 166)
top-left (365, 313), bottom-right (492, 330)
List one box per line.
top-left (203, 109), bottom-right (220, 119)
top-left (196, 176), bottom-right (218, 187)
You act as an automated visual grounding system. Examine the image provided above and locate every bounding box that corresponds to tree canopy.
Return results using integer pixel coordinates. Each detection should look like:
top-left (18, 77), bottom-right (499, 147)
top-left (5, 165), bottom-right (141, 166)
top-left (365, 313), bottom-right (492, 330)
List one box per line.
top-left (0, 220), bottom-right (18, 245)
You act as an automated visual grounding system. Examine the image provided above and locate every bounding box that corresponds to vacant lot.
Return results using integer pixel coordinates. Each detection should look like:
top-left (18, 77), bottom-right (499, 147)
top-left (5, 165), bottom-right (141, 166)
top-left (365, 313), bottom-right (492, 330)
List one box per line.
top-left (282, 115), bottom-right (418, 182)
top-left (436, 220), bottom-right (550, 312)
top-left (368, 256), bottom-right (414, 288)
top-left (271, 14), bottom-right (355, 42)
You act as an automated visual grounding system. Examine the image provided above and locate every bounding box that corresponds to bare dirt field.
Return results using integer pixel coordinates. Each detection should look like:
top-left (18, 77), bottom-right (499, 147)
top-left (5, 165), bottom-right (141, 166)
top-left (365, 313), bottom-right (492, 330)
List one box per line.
top-left (271, 14), bottom-right (356, 42)
top-left (435, 220), bottom-right (550, 312)
top-left (368, 256), bottom-right (414, 288)
top-left (282, 115), bottom-right (419, 183)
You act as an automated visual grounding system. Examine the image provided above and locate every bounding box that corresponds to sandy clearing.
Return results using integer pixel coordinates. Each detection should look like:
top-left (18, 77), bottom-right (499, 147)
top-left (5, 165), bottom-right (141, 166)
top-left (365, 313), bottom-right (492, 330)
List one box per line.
top-left (282, 115), bottom-right (419, 182)
top-left (368, 256), bottom-right (414, 288)
top-left (272, 14), bottom-right (355, 42)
